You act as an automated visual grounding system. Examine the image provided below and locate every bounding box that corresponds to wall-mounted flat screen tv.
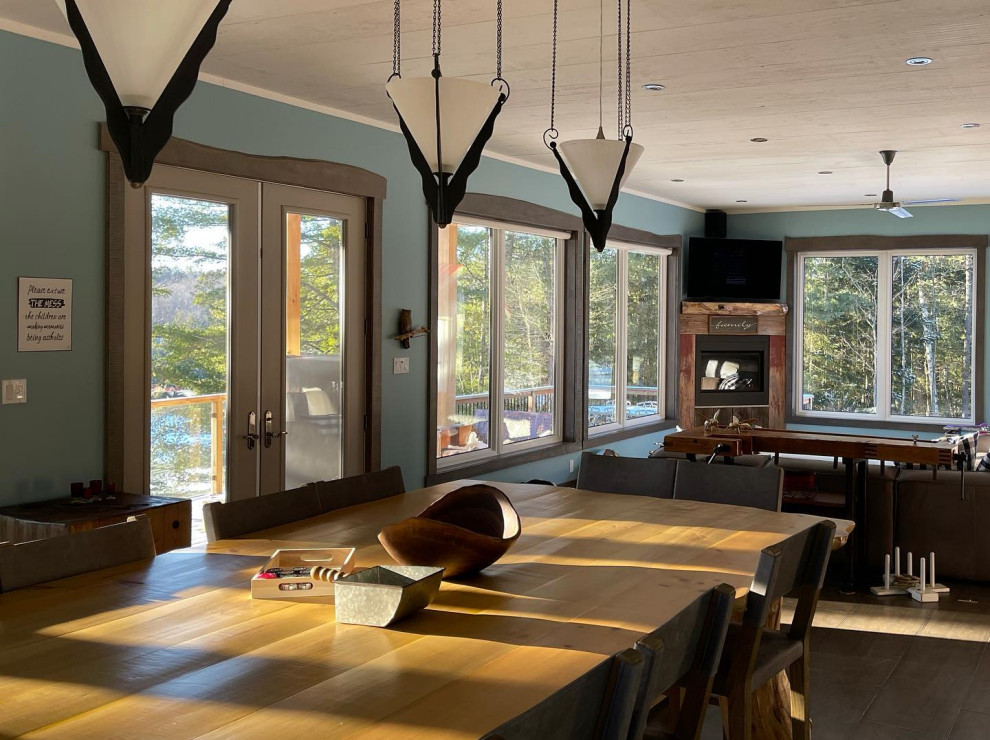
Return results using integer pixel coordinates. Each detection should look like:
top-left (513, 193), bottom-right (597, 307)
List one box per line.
top-left (686, 238), bottom-right (783, 301)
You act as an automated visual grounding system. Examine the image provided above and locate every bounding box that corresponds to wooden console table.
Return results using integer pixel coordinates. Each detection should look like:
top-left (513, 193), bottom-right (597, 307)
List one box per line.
top-left (663, 427), bottom-right (961, 589)
top-left (0, 493), bottom-right (191, 554)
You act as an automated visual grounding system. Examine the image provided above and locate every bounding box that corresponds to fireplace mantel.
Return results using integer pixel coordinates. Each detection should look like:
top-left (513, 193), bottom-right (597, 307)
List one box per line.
top-left (679, 301), bottom-right (788, 428)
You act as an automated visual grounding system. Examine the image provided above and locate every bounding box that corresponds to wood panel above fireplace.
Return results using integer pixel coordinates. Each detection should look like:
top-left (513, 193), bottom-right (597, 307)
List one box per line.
top-left (679, 301), bottom-right (788, 428)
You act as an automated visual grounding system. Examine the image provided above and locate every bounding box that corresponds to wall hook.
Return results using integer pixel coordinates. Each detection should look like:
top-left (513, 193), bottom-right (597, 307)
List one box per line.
top-left (394, 309), bottom-right (428, 349)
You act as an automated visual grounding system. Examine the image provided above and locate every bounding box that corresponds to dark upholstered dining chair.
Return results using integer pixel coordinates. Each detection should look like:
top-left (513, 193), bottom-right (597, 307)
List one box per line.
top-left (577, 451), bottom-right (677, 498)
top-left (672, 461), bottom-right (783, 512)
top-left (630, 583), bottom-right (736, 740)
top-left (315, 465), bottom-right (405, 512)
top-left (203, 484), bottom-right (321, 542)
top-left (482, 648), bottom-right (644, 740)
top-left (710, 520), bottom-right (837, 740)
top-left (0, 517), bottom-right (157, 592)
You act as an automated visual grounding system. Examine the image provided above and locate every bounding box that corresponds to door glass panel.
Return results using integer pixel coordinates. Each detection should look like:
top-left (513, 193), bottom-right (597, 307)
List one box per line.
top-left (149, 194), bottom-right (230, 514)
top-left (285, 212), bottom-right (344, 488)
top-left (588, 248), bottom-right (618, 427)
top-left (436, 224), bottom-right (492, 458)
top-left (626, 252), bottom-right (661, 421)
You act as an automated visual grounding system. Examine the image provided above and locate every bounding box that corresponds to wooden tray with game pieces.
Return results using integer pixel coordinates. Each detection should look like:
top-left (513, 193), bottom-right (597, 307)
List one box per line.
top-left (250, 548), bottom-right (356, 600)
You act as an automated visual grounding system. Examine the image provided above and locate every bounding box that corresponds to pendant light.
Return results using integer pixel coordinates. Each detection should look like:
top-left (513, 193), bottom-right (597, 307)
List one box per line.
top-left (544, 0), bottom-right (643, 252)
top-left (387, 0), bottom-right (510, 227)
top-left (57, 0), bottom-right (233, 187)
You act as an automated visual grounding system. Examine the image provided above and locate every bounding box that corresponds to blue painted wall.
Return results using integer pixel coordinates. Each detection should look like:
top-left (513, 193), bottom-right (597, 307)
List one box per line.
top-left (0, 30), bottom-right (702, 504)
top-left (730, 205), bottom-right (990, 428)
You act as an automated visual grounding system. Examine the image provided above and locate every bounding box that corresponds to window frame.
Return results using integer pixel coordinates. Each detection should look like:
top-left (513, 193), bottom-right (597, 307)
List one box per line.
top-left (435, 218), bottom-right (567, 470)
top-left (787, 234), bottom-right (986, 430)
top-left (426, 194), bottom-right (682, 484)
top-left (587, 239), bottom-right (671, 437)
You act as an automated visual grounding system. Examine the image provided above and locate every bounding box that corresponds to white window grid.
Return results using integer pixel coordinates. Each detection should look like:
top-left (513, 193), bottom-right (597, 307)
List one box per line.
top-left (437, 221), bottom-right (565, 470)
top-left (793, 247), bottom-right (977, 425)
top-left (588, 241), bottom-right (670, 437)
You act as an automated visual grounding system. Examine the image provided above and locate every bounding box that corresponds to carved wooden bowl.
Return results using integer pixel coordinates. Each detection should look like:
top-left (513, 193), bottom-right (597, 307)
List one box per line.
top-left (378, 484), bottom-right (522, 578)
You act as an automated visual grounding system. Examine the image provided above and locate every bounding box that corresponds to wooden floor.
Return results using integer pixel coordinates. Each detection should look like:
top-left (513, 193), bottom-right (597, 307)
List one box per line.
top-left (700, 582), bottom-right (990, 740)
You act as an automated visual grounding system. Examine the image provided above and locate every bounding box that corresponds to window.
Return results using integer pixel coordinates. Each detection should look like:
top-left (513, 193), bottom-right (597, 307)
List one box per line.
top-left (588, 242), bottom-right (669, 433)
top-left (436, 219), bottom-right (564, 464)
top-left (795, 248), bottom-right (977, 423)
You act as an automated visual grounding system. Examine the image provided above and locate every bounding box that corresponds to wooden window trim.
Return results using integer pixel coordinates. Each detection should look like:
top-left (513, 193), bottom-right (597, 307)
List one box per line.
top-left (103, 126), bottom-right (386, 487)
top-left (785, 234), bottom-right (987, 429)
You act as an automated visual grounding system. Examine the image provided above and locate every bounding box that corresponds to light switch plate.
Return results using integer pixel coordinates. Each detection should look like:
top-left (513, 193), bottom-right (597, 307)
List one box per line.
top-left (2, 379), bottom-right (27, 404)
top-left (393, 357), bottom-right (410, 375)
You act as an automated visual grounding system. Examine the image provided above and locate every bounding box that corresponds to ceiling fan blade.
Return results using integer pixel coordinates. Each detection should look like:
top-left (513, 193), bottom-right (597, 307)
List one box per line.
top-left (889, 206), bottom-right (913, 219)
top-left (902, 198), bottom-right (959, 206)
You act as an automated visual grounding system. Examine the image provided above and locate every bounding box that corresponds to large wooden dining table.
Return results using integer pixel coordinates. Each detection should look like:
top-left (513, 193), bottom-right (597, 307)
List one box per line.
top-left (2, 481), bottom-right (852, 739)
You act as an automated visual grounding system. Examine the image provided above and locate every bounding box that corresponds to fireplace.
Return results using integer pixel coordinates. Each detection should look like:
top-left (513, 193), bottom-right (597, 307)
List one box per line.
top-left (695, 335), bottom-right (770, 408)
top-left (678, 302), bottom-right (787, 428)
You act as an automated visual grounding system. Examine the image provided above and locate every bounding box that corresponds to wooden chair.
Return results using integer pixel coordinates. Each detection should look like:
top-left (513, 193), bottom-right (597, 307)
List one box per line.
top-left (710, 520), bottom-right (837, 740)
top-left (672, 461), bottom-right (783, 512)
top-left (0, 517), bottom-right (156, 592)
top-left (203, 484), bottom-right (320, 542)
top-left (577, 451), bottom-right (678, 498)
top-left (314, 466), bottom-right (405, 512)
top-left (483, 648), bottom-right (644, 740)
top-left (630, 583), bottom-right (736, 740)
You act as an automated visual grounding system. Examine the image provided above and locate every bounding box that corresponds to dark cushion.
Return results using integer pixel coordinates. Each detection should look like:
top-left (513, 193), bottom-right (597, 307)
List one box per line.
top-left (576, 452), bottom-right (677, 498)
top-left (672, 461), bottom-right (783, 512)
top-left (203, 484), bottom-right (321, 542)
top-left (315, 466), bottom-right (405, 512)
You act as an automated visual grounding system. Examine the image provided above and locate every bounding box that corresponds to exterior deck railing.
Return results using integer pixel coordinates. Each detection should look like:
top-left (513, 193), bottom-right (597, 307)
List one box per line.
top-left (151, 393), bottom-right (226, 496)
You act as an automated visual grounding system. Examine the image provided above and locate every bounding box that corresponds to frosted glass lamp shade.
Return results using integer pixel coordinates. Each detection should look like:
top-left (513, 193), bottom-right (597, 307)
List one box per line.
top-left (558, 138), bottom-right (644, 210)
top-left (56, 0), bottom-right (219, 111)
top-left (387, 76), bottom-right (502, 175)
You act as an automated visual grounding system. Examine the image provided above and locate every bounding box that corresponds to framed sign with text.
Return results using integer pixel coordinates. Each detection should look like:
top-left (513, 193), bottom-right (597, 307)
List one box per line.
top-left (708, 315), bottom-right (758, 335)
top-left (18, 276), bottom-right (72, 352)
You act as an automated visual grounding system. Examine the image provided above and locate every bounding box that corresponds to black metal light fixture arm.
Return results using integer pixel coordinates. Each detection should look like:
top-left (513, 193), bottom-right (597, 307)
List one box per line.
top-left (64, 0), bottom-right (233, 187)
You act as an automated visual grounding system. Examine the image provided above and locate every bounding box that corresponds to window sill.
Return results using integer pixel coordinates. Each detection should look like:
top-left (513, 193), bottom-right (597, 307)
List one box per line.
top-left (585, 418), bottom-right (679, 448)
top-left (786, 415), bottom-right (961, 434)
top-left (426, 440), bottom-right (584, 485)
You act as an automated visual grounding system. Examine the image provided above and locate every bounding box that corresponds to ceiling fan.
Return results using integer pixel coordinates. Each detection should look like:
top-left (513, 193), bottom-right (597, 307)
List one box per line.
top-left (873, 150), bottom-right (957, 218)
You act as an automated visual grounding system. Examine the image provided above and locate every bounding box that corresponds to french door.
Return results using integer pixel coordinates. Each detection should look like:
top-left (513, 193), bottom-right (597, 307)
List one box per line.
top-left (138, 166), bottom-right (366, 504)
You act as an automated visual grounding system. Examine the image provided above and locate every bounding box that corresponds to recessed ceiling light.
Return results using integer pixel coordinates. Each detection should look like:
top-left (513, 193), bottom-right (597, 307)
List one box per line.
top-left (642, 83), bottom-right (665, 92)
top-left (906, 56), bottom-right (933, 66)
top-left (750, 137), bottom-right (768, 143)
top-left (671, 178), bottom-right (684, 182)
top-left (961, 123), bottom-right (981, 129)
top-left (818, 171), bottom-right (833, 175)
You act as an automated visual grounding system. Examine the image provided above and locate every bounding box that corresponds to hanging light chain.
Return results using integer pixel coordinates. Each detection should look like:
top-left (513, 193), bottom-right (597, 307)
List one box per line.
top-left (616, 0), bottom-right (622, 139)
top-left (624, 0), bottom-right (632, 135)
top-left (548, 0), bottom-right (558, 133)
top-left (432, 0), bottom-right (442, 58)
top-left (391, 0), bottom-right (401, 78)
top-left (496, 0), bottom-right (503, 79)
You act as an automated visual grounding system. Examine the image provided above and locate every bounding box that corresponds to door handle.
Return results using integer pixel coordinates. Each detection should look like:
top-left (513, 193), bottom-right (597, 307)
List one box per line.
top-left (264, 409), bottom-right (289, 448)
top-left (243, 411), bottom-right (259, 451)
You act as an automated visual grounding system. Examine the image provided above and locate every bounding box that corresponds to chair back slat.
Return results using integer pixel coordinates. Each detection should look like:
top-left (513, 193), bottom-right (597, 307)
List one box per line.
top-left (315, 466), bottom-right (405, 512)
top-left (0, 518), bottom-right (156, 592)
top-left (630, 583), bottom-right (735, 740)
top-left (203, 484), bottom-right (320, 542)
top-left (672, 461), bottom-right (783, 512)
top-left (483, 648), bottom-right (644, 740)
top-left (576, 452), bottom-right (677, 498)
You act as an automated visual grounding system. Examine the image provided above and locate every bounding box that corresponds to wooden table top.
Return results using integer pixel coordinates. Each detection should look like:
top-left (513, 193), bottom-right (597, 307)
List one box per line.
top-left (0, 481), bottom-right (852, 739)
top-left (663, 426), bottom-right (959, 467)
top-left (0, 492), bottom-right (187, 524)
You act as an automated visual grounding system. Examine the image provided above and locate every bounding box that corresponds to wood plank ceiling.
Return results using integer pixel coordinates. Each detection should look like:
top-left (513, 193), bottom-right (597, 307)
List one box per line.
top-left (2, 0), bottom-right (989, 212)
